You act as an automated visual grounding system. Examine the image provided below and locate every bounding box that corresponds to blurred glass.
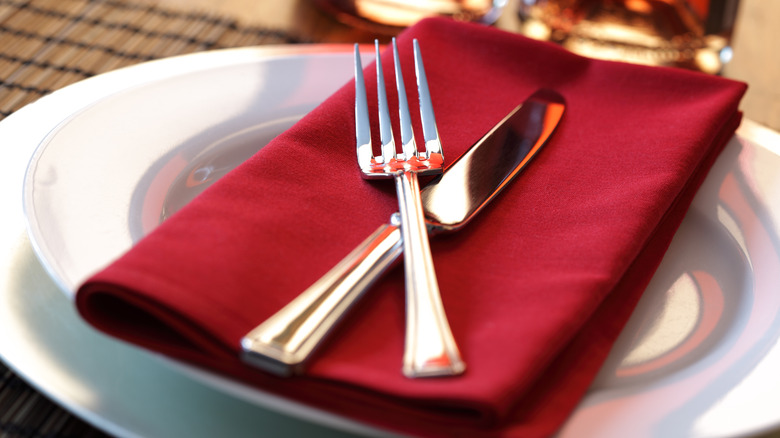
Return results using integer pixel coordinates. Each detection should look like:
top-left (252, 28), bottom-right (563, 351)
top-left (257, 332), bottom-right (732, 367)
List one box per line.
top-left (517, 0), bottom-right (741, 74)
top-left (312, 0), bottom-right (508, 34)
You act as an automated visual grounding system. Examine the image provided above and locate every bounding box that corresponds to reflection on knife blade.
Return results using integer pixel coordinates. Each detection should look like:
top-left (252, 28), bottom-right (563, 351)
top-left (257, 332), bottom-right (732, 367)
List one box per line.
top-left (241, 89), bottom-right (566, 376)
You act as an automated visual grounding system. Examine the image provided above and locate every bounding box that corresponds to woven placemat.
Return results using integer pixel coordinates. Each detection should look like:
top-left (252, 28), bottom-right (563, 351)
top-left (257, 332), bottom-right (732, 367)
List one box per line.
top-left (0, 0), bottom-right (306, 119)
top-left (0, 0), bottom-right (304, 436)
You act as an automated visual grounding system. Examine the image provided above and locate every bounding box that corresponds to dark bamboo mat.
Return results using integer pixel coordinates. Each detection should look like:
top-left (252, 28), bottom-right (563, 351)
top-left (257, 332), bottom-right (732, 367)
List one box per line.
top-left (0, 0), bottom-right (304, 436)
top-left (0, 0), bottom-right (307, 119)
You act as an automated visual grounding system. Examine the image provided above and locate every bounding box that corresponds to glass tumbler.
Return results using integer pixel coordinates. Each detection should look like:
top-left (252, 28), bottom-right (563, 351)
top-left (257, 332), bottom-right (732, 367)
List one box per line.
top-left (517, 0), bottom-right (741, 74)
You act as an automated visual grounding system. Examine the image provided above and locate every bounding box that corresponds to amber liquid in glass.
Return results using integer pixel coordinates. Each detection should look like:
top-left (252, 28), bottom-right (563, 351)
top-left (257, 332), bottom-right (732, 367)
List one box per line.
top-left (518, 0), bottom-right (740, 74)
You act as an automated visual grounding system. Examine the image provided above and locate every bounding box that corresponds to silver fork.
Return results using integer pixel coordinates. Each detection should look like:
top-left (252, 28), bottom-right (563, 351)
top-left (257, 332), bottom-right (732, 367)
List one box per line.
top-left (354, 39), bottom-right (465, 378)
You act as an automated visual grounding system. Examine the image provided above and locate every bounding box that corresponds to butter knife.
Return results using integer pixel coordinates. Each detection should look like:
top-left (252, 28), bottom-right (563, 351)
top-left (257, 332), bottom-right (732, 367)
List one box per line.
top-left (242, 89), bottom-right (566, 376)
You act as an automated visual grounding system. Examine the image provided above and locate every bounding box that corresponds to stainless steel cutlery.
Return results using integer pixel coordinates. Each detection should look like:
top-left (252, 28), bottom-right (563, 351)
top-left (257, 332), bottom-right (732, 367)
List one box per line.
top-left (241, 43), bottom-right (566, 378)
top-left (352, 38), bottom-right (463, 378)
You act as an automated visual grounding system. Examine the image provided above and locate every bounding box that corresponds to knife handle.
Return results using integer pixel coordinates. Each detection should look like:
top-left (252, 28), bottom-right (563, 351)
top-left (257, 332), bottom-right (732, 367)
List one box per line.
top-left (240, 222), bottom-right (403, 376)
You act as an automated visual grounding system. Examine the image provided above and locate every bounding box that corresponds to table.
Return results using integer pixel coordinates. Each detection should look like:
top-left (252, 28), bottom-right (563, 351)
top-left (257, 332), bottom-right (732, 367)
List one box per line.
top-left (1, 0), bottom-right (778, 436)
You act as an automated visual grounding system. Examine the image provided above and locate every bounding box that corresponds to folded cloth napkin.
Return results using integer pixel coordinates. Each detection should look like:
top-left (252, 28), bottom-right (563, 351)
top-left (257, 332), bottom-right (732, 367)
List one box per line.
top-left (77, 17), bottom-right (746, 437)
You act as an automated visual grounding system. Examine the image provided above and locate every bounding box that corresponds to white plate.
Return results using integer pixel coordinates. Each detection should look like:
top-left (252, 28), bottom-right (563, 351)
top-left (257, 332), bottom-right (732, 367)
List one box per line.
top-left (5, 45), bottom-right (780, 437)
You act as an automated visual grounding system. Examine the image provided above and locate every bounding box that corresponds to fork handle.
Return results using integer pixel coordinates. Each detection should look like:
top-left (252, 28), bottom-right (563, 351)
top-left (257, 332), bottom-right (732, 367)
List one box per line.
top-left (241, 223), bottom-right (403, 376)
top-left (395, 170), bottom-right (466, 378)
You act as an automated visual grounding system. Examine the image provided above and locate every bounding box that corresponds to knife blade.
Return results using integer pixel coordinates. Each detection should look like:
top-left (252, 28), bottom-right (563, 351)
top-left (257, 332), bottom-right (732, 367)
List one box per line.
top-left (241, 89), bottom-right (566, 376)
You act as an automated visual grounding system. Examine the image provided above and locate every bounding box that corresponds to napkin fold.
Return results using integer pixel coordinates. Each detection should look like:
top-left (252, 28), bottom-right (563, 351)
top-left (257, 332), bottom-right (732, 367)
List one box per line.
top-left (77, 17), bottom-right (746, 437)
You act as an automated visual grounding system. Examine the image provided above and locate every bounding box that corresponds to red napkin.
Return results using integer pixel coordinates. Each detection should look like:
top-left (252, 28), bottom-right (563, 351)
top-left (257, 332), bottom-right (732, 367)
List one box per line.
top-left (77, 17), bottom-right (746, 437)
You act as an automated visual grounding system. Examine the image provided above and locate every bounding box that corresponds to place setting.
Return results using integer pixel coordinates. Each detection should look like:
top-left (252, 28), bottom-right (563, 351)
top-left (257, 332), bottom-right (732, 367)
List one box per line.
top-left (2, 1), bottom-right (780, 437)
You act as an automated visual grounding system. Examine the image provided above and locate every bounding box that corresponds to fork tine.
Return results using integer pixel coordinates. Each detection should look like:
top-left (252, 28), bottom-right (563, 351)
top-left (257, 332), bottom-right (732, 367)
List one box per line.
top-left (354, 44), bottom-right (373, 169)
top-left (392, 38), bottom-right (417, 160)
top-left (375, 40), bottom-right (396, 164)
top-left (413, 39), bottom-right (442, 160)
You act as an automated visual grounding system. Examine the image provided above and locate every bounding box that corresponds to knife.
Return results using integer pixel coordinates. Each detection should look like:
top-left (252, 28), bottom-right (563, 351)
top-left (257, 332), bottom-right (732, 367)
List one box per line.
top-left (241, 89), bottom-right (566, 376)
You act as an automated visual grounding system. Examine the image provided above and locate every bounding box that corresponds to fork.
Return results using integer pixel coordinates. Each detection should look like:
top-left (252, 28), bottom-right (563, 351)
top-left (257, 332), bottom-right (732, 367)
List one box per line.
top-left (354, 39), bottom-right (465, 378)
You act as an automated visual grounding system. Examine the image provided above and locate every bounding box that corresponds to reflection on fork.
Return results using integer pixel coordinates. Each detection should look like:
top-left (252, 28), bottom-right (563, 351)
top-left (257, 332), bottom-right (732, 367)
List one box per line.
top-left (354, 38), bottom-right (465, 378)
